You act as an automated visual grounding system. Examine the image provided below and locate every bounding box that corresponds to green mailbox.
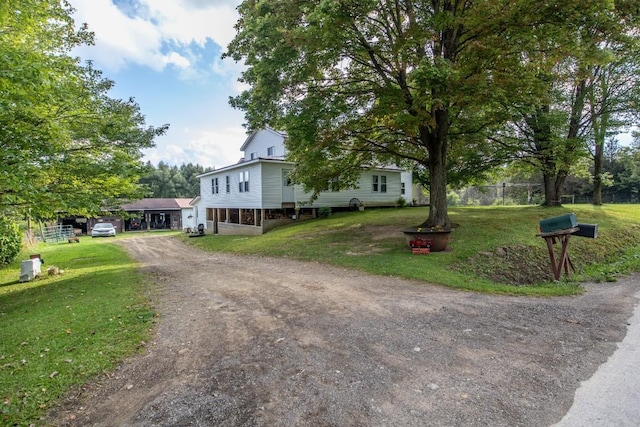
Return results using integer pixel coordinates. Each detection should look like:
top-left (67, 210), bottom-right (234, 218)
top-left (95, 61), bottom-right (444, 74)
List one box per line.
top-left (539, 213), bottom-right (577, 233)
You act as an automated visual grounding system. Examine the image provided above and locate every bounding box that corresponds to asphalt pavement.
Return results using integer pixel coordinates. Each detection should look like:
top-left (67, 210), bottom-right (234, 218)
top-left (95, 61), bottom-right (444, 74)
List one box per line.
top-left (554, 289), bottom-right (640, 426)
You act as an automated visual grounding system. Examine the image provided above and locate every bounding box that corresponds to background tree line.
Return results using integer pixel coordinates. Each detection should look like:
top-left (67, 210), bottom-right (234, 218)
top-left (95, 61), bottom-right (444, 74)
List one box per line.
top-left (446, 134), bottom-right (640, 206)
top-left (139, 162), bottom-right (212, 198)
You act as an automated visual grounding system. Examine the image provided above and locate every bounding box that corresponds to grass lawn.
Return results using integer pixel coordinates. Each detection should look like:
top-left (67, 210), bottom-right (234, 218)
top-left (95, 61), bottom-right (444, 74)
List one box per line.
top-left (0, 234), bottom-right (159, 426)
top-left (0, 207), bottom-right (638, 425)
top-left (184, 204), bottom-right (640, 295)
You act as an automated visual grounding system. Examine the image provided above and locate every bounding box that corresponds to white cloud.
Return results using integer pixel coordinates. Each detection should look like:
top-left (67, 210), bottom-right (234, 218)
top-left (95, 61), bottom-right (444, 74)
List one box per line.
top-left (164, 51), bottom-right (190, 69)
top-left (71, 0), bottom-right (240, 74)
top-left (142, 0), bottom-right (238, 49)
top-left (144, 126), bottom-right (248, 169)
top-left (68, 1), bottom-right (251, 169)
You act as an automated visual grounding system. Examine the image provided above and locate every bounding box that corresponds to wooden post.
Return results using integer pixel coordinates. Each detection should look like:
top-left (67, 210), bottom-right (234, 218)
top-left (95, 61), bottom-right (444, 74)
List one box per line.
top-left (537, 227), bottom-right (578, 280)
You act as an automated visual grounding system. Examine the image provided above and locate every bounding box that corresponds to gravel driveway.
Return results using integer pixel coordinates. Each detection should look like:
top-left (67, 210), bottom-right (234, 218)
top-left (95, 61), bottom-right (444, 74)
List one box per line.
top-left (48, 235), bottom-right (640, 426)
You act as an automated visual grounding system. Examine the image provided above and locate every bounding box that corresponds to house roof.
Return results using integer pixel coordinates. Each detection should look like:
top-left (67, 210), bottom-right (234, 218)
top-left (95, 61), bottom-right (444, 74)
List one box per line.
top-left (121, 198), bottom-right (195, 211)
top-left (239, 127), bottom-right (287, 151)
top-left (175, 198), bottom-right (194, 208)
top-left (196, 157), bottom-right (294, 178)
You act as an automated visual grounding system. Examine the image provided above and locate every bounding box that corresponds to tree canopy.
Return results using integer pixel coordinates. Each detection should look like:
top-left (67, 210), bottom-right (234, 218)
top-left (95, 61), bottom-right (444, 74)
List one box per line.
top-left (227, 0), bottom-right (600, 226)
top-left (0, 0), bottom-right (168, 219)
top-left (139, 162), bottom-right (212, 198)
top-left (226, 0), bottom-right (622, 226)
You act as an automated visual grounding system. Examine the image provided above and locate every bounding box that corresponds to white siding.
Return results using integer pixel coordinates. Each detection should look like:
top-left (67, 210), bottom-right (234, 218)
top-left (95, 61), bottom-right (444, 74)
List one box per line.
top-left (199, 163), bottom-right (264, 209)
top-left (401, 171), bottom-right (414, 204)
top-left (261, 162), bottom-right (282, 208)
top-left (295, 170), bottom-right (404, 208)
top-left (181, 207), bottom-right (196, 230)
top-left (242, 129), bottom-right (286, 161)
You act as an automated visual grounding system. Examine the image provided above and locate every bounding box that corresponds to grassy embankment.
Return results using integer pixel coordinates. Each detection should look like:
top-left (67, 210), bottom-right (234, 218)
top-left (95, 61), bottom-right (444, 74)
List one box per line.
top-left (185, 204), bottom-right (640, 294)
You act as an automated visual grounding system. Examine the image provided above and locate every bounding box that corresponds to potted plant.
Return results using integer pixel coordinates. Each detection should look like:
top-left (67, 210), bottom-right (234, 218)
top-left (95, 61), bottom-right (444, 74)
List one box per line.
top-left (402, 225), bottom-right (453, 252)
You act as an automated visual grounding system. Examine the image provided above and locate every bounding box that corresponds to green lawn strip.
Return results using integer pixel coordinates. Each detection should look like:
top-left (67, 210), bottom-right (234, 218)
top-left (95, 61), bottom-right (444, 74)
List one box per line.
top-left (0, 239), bottom-right (156, 426)
top-left (183, 205), bottom-right (640, 295)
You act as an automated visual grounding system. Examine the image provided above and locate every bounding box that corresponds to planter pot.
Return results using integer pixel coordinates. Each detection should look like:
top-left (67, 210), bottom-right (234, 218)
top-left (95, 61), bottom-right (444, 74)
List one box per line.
top-left (402, 228), bottom-right (453, 252)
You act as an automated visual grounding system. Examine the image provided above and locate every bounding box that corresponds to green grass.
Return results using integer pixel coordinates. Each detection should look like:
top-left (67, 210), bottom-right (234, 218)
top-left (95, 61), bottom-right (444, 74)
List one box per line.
top-left (0, 235), bottom-right (157, 426)
top-left (1, 206), bottom-right (638, 424)
top-left (184, 204), bottom-right (640, 295)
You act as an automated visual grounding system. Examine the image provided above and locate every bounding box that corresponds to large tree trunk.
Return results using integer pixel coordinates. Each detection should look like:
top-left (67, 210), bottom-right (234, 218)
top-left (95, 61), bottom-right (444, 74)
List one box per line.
top-left (593, 141), bottom-right (604, 205)
top-left (542, 171), bottom-right (561, 206)
top-left (536, 77), bottom-right (586, 206)
top-left (419, 113), bottom-right (451, 228)
top-left (426, 149), bottom-right (450, 227)
top-left (590, 77), bottom-right (608, 206)
top-left (554, 172), bottom-right (568, 206)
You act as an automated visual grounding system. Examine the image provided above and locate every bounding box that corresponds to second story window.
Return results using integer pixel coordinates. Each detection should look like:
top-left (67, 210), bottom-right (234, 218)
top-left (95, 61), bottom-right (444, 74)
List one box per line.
top-left (267, 146), bottom-right (275, 156)
top-left (225, 175), bottom-right (230, 193)
top-left (239, 170), bottom-right (249, 192)
top-left (211, 177), bottom-right (219, 194)
top-left (250, 152), bottom-right (257, 160)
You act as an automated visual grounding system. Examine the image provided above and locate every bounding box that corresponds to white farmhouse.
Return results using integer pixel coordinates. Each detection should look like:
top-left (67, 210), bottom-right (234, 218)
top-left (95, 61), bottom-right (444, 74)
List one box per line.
top-left (196, 128), bottom-right (413, 235)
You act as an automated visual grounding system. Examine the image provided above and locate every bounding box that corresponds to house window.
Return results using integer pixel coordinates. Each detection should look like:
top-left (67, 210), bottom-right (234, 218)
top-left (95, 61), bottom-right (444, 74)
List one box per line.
top-left (267, 146), bottom-right (275, 156)
top-left (225, 175), bottom-right (230, 193)
top-left (211, 177), bottom-right (219, 194)
top-left (239, 170), bottom-right (249, 192)
top-left (401, 182), bottom-right (406, 195)
top-left (250, 152), bottom-right (257, 160)
top-left (372, 175), bottom-right (387, 192)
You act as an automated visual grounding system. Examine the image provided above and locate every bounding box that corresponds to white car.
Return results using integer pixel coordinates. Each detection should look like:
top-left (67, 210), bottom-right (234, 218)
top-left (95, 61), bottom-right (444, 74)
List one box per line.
top-left (92, 223), bottom-right (116, 238)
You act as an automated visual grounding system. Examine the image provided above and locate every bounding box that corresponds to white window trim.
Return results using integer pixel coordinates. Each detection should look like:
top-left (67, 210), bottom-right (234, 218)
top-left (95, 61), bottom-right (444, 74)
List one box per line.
top-left (211, 177), bottom-right (219, 194)
top-left (239, 170), bottom-right (250, 192)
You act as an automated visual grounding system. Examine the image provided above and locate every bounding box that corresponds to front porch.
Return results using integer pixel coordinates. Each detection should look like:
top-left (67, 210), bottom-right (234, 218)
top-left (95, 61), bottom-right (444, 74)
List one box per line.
top-left (206, 207), bottom-right (317, 235)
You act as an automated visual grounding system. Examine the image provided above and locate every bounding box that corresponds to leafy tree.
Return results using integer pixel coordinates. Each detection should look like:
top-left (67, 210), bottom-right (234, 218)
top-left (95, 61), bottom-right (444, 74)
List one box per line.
top-left (226, 0), bottom-right (596, 227)
top-left (0, 218), bottom-right (21, 266)
top-left (180, 163), bottom-right (212, 196)
top-left (611, 138), bottom-right (640, 202)
top-left (0, 0), bottom-right (168, 220)
top-left (587, 41), bottom-right (640, 205)
top-left (139, 162), bottom-right (209, 197)
top-left (495, 1), bottom-right (640, 206)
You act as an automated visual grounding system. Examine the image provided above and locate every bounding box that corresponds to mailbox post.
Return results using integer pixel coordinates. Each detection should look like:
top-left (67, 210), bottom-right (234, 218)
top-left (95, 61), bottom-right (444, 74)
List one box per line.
top-left (537, 213), bottom-right (597, 280)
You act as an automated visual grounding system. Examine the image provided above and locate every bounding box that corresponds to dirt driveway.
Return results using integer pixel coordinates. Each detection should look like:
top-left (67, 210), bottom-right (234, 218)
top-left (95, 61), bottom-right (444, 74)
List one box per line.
top-left (49, 235), bottom-right (640, 426)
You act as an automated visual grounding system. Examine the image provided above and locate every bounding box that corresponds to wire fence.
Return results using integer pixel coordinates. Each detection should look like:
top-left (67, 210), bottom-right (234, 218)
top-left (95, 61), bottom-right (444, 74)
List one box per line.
top-left (41, 224), bottom-right (74, 243)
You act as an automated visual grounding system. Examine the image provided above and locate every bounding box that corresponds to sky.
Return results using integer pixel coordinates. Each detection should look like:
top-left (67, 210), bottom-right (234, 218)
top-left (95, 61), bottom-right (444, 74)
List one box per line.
top-left (69, 1), bottom-right (636, 171)
top-left (70, 0), bottom-right (247, 170)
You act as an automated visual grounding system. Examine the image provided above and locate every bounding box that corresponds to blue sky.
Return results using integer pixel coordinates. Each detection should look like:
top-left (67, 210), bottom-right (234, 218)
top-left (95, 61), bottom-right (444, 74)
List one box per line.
top-left (70, 1), bottom-right (635, 171)
top-left (70, 0), bottom-right (247, 170)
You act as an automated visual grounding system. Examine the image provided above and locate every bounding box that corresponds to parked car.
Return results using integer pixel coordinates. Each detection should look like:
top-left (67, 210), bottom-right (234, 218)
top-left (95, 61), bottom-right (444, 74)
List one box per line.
top-left (91, 223), bottom-right (116, 238)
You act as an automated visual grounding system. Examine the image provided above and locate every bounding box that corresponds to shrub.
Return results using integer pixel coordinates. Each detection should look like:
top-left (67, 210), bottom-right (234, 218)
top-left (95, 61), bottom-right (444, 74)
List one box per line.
top-left (0, 218), bottom-right (21, 266)
top-left (318, 207), bottom-right (332, 218)
top-left (396, 197), bottom-right (407, 208)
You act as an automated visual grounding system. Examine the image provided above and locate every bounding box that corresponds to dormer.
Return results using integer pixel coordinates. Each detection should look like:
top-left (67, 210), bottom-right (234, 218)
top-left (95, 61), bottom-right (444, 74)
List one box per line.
top-left (239, 127), bottom-right (287, 162)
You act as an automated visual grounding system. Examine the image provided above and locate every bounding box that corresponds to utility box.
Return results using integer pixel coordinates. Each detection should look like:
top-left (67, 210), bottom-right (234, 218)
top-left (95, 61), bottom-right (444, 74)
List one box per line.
top-left (20, 258), bottom-right (42, 282)
top-left (539, 213), bottom-right (577, 233)
top-left (572, 223), bottom-right (598, 239)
